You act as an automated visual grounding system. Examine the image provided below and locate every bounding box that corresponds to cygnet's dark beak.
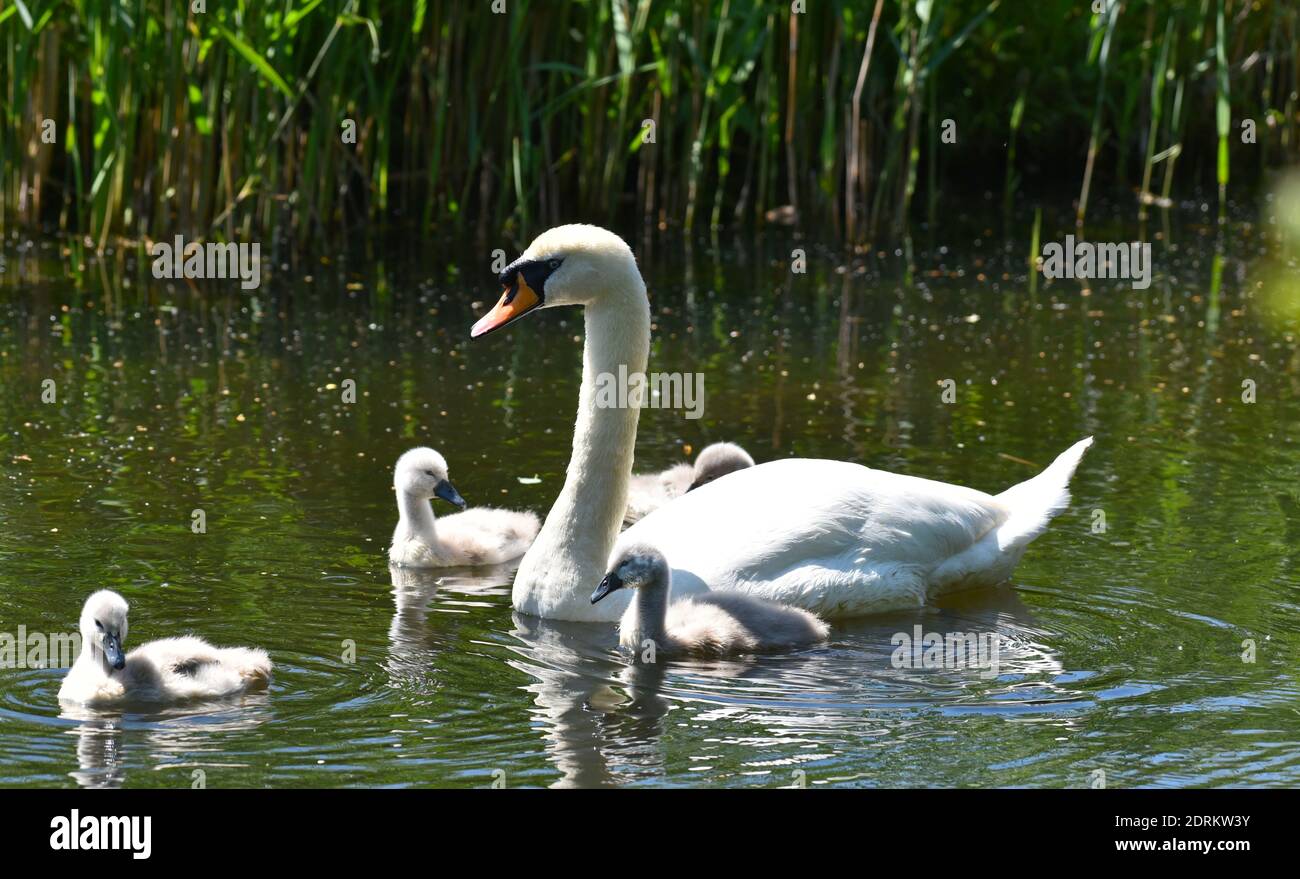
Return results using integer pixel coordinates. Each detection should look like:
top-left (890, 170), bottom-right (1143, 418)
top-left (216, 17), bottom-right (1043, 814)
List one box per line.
top-left (103, 631), bottom-right (126, 671)
top-left (590, 571), bottom-right (624, 604)
top-left (434, 479), bottom-right (467, 509)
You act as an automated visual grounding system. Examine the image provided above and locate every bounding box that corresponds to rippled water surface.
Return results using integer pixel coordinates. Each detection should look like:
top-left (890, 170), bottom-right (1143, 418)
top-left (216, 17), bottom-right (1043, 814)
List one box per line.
top-left (1, 214), bottom-right (1298, 787)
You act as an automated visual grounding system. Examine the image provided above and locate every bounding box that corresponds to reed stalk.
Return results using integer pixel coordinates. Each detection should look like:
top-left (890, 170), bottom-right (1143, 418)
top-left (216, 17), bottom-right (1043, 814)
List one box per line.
top-left (0, 0), bottom-right (1291, 250)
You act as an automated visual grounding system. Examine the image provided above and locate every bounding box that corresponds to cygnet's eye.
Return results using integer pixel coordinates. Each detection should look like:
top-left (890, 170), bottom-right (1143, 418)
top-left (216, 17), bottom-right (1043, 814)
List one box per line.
top-left (94, 620), bottom-right (104, 631)
top-left (424, 470), bottom-right (436, 477)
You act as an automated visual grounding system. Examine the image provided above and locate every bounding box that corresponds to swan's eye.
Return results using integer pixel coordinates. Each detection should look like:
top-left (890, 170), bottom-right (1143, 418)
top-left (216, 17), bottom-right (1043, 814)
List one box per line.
top-left (94, 620), bottom-right (104, 631)
top-left (424, 470), bottom-right (436, 477)
top-left (547, 258), bottom-right (561, 271)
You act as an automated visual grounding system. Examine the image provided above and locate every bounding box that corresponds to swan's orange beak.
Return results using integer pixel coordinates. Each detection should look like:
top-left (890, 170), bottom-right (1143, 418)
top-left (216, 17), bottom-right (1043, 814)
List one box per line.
top-left (471, 275), bottom-right (542, 338)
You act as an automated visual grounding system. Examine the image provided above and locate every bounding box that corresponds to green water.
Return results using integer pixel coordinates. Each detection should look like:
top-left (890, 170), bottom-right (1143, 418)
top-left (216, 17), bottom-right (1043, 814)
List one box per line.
top-left (1, 216), bottom-right (1297, 788)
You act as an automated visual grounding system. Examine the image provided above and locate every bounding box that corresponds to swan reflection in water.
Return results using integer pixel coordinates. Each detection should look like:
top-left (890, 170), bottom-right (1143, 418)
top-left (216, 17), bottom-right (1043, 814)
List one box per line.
top-left (385, 561), bottom-right (517, 685)
top-left (59, 697), bottom-right (273, 789)
top-left (505, 583), bottom-right (1079, 788)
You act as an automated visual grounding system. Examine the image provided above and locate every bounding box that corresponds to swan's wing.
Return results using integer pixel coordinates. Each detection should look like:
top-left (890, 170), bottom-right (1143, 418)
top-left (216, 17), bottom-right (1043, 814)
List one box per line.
top-left (618, 458), bottom-right (1008, 615)
top-left (128, 635), bottom-right (223, 669)
top-left (123, 636), bottom-right (267, 699)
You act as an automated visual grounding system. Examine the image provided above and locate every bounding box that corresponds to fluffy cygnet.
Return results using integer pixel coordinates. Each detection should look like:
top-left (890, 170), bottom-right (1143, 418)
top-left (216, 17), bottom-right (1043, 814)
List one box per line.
top-left (389, 446), bottom-right (540, 567)
top-left (590, 544), bottom-right (829, 658)
top-left (623, 442), bottom-right (756, 526)
top-left (58, 590), bottom-right (272, 705)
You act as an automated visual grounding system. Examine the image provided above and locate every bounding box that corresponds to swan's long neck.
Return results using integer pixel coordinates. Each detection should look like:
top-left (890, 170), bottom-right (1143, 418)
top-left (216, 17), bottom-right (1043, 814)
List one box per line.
top-left (627, 585), bottom-right (669, 650)
top-left (567, 297), bottom-right (651, 533)
top-left (77, 633), bottom-right (113, 677)
top-left (513, 289), bottom-right (650, 621)
top-left (396, 490), bottom-right (438, 546)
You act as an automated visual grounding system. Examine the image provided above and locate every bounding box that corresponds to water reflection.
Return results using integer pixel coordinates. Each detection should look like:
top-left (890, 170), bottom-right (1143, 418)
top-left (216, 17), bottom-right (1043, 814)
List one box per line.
top-left (388, 566), bottom-right (444, 648)
top-left (60, 697), bottom-right (273, 789)
top-left (385, 561), bottom-right (518, 687)
top-left (507, 613), bottom-right (626, 788)
top-left (501, 581), bottom-right (1081, 787)
top-left (64, 713), bottom-right (126, 788)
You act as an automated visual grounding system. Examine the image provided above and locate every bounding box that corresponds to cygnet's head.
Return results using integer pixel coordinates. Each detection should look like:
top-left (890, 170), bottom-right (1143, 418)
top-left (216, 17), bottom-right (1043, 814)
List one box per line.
top-left (471, 224), bottom-right (644, 338)
top-left (394, 447), bottom-right (466, 509)
top-left (79, 590), bottom-right (129, 670)
top-left (687, 442), bottom-right (756, 491)
top-left (591, 544), bottom-right (670, 604)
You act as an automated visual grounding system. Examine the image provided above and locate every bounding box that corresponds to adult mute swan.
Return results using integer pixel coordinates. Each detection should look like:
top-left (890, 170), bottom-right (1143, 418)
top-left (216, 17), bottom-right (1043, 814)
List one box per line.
top-left (58, 590), bottom-right (272, 705)
top-left (389, 447), bottom-right (540, 567)
top-left (624, 441), bottom-right (756, 526)
top-left (592, 544), bottom-right (829, 657)
top-left (470, 224), bottom-right (1093, 622)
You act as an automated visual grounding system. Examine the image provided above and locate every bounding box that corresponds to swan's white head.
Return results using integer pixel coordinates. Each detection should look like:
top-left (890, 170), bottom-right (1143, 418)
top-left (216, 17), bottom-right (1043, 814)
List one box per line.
top-left (689, 442), bottom-right (756, 491)
top-left (471, 224), bottom-right (645, 338)
top-left (79, 590), bottom-right (129, 670)
top-left (394, 447), bottom-right (466, 509)
top-left (590, 543), bottom-right (670, 604)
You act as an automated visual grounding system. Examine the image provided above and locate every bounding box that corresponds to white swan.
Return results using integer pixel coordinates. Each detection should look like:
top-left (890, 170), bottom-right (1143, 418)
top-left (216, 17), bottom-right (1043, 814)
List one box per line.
top-left (58, 590), bottom-right (272, 705)
top-left (624, 441), bottom-right (756, 526)
top-left (389, 446), bottom-right (540, 567)
top-left (470, 224), bottom-right (1093, 622)
top-left (592, 544), bottom-right (829, 657)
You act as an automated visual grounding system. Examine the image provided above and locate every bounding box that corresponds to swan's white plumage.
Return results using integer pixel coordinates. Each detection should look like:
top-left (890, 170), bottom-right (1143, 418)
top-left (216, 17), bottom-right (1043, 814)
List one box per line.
top-left (992, 436), bottom-right (1094, 550)
top-left (58, 590), bottom-right (272, 706)
top-left (389, 446), bottom-right (540, 567)
top-left (618, 441), bottom-right (1093, 619)
top-left (499, 226), bottom-right (651, 616)
top-left (623, 442), bottom-right (755, 526)
top-left (474, 224), bottom-right (1094, 622)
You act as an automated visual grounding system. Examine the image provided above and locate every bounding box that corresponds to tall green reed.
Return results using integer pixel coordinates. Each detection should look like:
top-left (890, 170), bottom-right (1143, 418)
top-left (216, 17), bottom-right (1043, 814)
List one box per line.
top-left (0, 0), bottom-right (1293, 251)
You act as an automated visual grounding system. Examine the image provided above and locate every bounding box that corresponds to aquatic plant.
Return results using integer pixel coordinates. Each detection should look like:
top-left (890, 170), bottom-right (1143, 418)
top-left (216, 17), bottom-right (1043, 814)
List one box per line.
top-left (0, 0), bottom-right (1294, 248)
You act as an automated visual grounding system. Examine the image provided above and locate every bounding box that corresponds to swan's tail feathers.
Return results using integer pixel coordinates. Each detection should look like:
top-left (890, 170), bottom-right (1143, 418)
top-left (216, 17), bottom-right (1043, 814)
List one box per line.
top-left (230, 648), bottom-right (273, 687)
top-left (993, 437), bottom-right (1093, 552)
